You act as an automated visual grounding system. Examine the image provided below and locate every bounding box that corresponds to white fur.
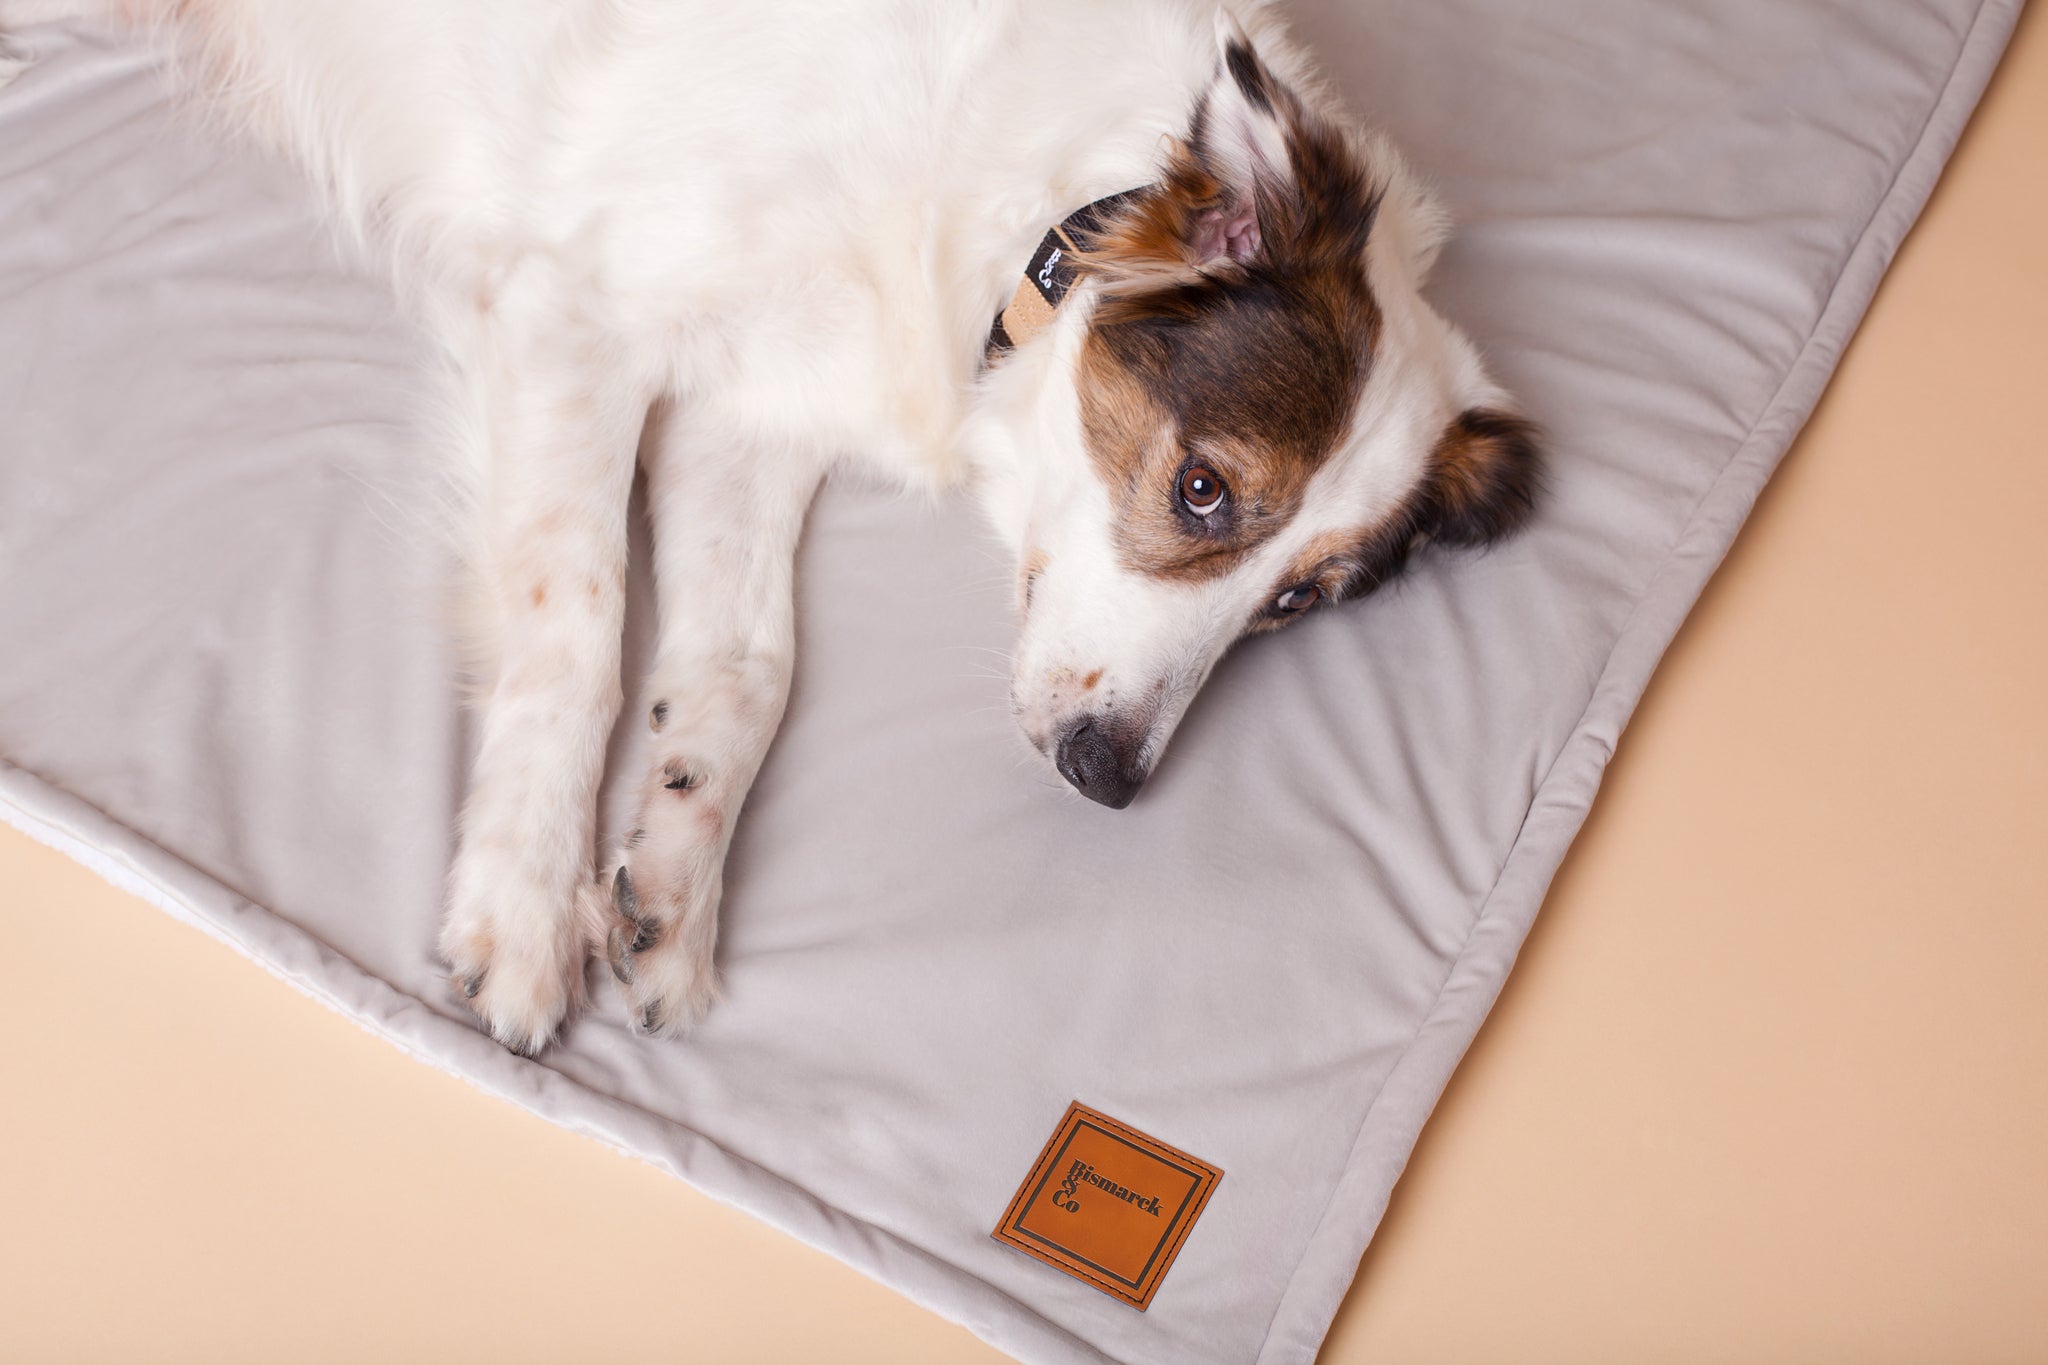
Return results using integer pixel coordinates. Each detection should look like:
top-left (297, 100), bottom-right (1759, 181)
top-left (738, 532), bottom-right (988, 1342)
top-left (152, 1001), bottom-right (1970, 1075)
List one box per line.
top-left (6, 0), bottom-right (1507, 1050)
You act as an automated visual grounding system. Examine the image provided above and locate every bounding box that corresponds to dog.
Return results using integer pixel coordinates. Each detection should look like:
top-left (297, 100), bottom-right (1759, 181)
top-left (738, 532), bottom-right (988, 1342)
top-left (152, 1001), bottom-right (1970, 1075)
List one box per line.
top-left (10, 0), bottom-right (1539, 1054)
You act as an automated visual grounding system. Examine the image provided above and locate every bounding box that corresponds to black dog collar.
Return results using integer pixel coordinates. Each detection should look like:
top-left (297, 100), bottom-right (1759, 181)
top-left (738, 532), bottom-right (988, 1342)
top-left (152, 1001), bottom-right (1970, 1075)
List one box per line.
top-left (985, 188), bottom-right (1145, 363)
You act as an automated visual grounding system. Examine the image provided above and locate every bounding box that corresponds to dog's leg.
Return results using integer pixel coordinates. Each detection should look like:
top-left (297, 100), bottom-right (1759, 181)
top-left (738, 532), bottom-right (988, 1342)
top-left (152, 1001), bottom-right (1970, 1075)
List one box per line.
top-left (601, 409), bottom-right (824, 1034)
top-left (441, 277), bottom-right (646, 1055)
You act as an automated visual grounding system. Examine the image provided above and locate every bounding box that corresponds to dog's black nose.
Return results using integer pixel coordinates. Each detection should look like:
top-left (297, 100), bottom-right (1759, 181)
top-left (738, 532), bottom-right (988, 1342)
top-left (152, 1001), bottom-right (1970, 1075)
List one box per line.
top-left (1055, 720), bottom-right (1143, 809)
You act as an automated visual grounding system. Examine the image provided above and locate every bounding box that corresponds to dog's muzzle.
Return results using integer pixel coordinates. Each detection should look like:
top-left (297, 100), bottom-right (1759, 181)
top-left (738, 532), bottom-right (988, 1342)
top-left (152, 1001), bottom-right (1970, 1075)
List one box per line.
top-left (1054, 715), bottom-right (1147, 809)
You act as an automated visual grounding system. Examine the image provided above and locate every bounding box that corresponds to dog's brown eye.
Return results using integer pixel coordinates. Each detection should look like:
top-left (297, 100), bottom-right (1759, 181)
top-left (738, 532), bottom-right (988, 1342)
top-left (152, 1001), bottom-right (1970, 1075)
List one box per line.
top-left (1179, 465), bottom-right (1225, 516)
top-left (1274, 584), bottom-right (1321, 614)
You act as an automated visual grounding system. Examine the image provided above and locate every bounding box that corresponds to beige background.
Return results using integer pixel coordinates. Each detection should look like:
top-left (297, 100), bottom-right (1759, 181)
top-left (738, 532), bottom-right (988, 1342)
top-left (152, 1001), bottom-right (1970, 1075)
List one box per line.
top-left (3, 7), bottom-right (2044, 1360)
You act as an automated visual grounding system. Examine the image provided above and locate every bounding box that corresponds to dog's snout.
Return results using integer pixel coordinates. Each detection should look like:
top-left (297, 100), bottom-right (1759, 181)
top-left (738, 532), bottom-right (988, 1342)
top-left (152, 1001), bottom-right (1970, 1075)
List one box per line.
top-left (1055, 718), bottom-right (1144, 809)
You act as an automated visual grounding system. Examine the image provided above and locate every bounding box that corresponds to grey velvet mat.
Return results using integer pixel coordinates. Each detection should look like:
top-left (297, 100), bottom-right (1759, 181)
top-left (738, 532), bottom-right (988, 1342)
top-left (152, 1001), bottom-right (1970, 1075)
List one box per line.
top-left (0, 2), bottom-right (2020, 1361)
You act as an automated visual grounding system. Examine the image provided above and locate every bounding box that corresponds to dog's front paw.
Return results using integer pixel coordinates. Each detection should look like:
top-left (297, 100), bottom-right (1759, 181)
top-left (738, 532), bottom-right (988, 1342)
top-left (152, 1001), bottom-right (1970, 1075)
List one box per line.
top-left (440, 852), bottom-right (588, 1057)
top-left (600, 756), bottom-right (730, 1036)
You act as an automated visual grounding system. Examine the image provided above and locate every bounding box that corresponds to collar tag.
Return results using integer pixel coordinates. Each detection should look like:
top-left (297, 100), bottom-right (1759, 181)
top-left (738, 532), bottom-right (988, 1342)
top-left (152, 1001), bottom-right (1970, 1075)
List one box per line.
top-left (991, 1100), bottom-right (1222, 1310)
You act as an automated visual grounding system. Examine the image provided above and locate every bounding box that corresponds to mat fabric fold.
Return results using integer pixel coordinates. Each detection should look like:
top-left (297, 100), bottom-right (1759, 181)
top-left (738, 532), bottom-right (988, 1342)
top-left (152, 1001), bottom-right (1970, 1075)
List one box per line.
top-left (0, 2), bottom-right (2018, 1361)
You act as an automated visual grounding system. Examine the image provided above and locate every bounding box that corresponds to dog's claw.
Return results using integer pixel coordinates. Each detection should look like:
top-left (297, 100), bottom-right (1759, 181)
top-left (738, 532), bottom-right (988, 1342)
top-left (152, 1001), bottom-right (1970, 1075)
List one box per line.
top-left (610, 862), bottom-right (661, 950)
top-left (460, 971), bottom-right (485, 999)
top-left (607, 924), bottom-right (636, 985)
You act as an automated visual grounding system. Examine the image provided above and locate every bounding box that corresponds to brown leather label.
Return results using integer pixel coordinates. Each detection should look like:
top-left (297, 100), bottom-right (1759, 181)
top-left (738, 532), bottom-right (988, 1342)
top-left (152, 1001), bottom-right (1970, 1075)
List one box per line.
top-left (992, 1101), bottom-right (1222, 1310)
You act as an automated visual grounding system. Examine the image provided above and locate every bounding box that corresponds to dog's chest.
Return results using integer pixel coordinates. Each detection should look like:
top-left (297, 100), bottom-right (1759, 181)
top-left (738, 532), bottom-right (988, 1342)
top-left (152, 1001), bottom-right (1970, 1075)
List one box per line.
top-left (639, 222), bottom-right (975, 485)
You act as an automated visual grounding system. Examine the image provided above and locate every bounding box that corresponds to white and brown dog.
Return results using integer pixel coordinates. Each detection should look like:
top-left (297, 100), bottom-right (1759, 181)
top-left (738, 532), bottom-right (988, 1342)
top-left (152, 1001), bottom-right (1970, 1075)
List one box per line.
top-left (13, 0), bottom-right (1539, 1052)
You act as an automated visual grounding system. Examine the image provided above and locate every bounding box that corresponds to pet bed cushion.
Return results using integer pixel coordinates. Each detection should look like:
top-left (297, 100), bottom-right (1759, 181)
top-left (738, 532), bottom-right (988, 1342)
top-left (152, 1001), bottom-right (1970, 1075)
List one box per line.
top-left (0, 2), bottom-right (2019, 1360)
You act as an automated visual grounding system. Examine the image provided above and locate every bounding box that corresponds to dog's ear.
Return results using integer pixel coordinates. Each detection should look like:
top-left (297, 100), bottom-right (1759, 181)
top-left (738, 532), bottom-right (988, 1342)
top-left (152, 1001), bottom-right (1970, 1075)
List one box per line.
top-left (1421, 408), bottom-right (1541, 546)
top-left (1186, 12), bottom-right (1301, 266)
top-left (1082, 17), bottom-right (1354, 295)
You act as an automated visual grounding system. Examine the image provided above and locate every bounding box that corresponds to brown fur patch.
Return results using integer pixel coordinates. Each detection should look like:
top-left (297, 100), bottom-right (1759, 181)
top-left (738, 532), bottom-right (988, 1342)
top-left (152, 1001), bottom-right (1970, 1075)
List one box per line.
top-left (1071, 59), bottom-right (1384, 584)
top-left (1275, 527), bottom-right (1384, 600)
top-left (1426, 408), bottom-right (1541, 546)
top-left (1247, 519), bottom-right (1415, 634)
top-left (1247, 406), bottom-right (1542, 632)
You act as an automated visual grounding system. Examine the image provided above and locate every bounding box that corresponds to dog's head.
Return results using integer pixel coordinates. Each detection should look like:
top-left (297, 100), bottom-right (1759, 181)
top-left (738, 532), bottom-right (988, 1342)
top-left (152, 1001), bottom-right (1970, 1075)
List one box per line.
top-left (967, 18), bottom-right (1538, 808)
